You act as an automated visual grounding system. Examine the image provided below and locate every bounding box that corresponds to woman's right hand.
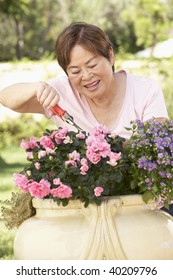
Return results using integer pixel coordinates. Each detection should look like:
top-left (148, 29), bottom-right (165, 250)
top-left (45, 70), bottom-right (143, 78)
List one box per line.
top-left (0, 81), bottom-right (60, 114)
top-left (35, 82), bottom-right (60, 110)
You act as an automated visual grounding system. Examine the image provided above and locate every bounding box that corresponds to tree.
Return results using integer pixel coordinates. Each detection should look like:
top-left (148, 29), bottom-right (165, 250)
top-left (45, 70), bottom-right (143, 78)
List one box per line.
top-left (1, 0), bottom-right (172, 61)
top-left (1, 0), bottom-right (133, 60)
top-left (0, 0), bottom-right (30, 59)
top-left (126, 0), bottom-right (173, 53)
top-left (97, 0), bottom-right (139, 54)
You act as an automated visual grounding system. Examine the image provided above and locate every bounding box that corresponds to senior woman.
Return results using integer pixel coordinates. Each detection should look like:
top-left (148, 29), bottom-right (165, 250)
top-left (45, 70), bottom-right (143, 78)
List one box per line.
top-left (0, 22), bottom-right (168, 139)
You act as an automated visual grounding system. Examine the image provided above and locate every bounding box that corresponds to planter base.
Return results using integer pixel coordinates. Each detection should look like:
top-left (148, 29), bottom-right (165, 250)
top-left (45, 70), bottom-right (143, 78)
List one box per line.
top-left (14, 195), bottom-right (173, 260)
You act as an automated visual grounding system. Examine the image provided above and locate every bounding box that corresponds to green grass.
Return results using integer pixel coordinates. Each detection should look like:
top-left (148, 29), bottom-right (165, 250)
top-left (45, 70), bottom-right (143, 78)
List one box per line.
top-left (0, 146), bottom-right (27, 260)
top-left (0, 223), bottom-right (15, 260)
top-left (0, 147), bottom-right (27, 198)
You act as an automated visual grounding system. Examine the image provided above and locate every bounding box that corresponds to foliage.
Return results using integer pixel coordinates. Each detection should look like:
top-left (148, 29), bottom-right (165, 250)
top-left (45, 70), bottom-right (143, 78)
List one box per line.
top-left (0, 192), bottom-right (35, 229)
top-left (123, 0), bottom-right (173, 51)
top-left (1, 0), bottom-right (173, 61)
top-left (127, 118), bottom-right (173, 208)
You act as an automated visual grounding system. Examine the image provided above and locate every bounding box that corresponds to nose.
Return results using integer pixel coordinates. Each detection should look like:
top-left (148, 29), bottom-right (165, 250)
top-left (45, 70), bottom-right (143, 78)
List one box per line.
top-left (81, 69), bottom-right (92, 80)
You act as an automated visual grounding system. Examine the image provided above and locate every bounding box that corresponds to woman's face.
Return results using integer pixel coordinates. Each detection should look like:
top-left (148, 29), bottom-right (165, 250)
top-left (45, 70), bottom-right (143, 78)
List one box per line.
top-left (66, 45), bottom-right (115, 101)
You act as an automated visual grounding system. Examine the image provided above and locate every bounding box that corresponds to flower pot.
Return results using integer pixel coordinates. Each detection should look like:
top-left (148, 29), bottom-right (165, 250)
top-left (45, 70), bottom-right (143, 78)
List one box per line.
top-left (14, 194), bottom-right (173, 260)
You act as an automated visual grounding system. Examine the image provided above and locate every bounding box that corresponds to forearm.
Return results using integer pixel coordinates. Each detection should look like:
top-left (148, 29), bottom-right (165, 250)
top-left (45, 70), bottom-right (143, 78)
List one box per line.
top-left (0, 82), bottom-right (43, 113)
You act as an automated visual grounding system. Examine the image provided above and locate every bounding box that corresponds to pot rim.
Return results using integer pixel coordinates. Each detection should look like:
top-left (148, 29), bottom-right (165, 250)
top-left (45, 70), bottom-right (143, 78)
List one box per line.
top-left (32, 194), bottom-right (155, 209)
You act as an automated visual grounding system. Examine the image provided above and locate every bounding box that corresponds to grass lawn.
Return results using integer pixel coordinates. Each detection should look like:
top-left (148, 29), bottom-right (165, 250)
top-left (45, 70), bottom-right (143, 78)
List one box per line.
top-left (0, 146), bottom-right (27, 259)
top-left (0, 147), bottom-right (27, 198)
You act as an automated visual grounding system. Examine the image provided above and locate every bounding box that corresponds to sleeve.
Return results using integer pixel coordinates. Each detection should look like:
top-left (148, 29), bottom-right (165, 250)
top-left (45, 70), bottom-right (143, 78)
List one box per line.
top-left (142, 81), bottom-right (169, 121)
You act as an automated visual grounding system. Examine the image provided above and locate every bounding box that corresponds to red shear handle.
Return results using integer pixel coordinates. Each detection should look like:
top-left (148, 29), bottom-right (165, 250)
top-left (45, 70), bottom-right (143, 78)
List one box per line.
top-left (50, 104), bottom-right (66, 118)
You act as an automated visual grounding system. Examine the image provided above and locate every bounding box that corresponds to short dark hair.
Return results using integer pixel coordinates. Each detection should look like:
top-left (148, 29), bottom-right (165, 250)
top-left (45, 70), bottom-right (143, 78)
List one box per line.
top-left (55, 22), bottom-right (115, 73)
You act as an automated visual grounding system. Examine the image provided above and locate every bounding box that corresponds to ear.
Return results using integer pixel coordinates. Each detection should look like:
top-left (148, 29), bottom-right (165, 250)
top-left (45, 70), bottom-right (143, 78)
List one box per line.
top-left (109, 47), bottom-right (115, 66)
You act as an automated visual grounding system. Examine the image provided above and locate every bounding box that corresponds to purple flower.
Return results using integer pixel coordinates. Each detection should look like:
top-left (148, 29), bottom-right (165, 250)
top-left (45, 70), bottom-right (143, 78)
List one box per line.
top-left (137, 156), bottom-right (157, 172)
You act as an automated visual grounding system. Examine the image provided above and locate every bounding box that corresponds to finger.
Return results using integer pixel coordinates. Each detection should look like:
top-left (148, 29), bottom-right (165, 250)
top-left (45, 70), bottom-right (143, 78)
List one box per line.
top-left (46, 95), bottom-right (60, 109)
top-left (42, 94), bottom-right (59, 109)
top-left (35, 82), bottom-right (47, 101)
top-left (35, 82), bottom-right (60, 109)
top-left (38, 87), bottom-right (51, 105)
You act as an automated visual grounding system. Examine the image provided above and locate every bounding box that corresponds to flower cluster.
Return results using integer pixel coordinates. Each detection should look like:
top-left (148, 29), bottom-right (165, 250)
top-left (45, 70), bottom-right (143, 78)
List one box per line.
top-left (13, 119), bottom-right (173, 208)
top-left (127, 118), bottom-right (173, 208)
top-left (13, 125), bottom-right (131, 207)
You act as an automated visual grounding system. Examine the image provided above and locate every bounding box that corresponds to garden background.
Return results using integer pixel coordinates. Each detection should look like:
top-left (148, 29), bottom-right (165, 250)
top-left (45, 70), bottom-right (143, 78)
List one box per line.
top-left (0, 0), bottom-right (173, 259)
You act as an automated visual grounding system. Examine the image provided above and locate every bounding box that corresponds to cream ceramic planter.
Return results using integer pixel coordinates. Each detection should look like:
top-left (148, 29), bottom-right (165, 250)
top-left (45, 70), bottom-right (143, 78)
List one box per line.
top-left (14, 194), bottom-right (173, 260)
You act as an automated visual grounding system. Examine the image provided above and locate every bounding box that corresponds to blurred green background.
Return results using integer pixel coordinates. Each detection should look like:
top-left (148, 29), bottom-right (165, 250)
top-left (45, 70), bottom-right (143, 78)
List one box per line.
top-left (0, 0), bottom-right (173, 259)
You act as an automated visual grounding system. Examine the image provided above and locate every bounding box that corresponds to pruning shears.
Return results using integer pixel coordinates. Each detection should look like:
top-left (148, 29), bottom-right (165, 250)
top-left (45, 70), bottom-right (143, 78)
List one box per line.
top-left (50, 104), bottom-right (83, 132)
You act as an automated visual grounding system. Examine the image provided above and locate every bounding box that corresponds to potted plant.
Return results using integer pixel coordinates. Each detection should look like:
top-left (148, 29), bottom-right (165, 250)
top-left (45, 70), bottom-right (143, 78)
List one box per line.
top-left (2, 119), bottom-right (173, 260)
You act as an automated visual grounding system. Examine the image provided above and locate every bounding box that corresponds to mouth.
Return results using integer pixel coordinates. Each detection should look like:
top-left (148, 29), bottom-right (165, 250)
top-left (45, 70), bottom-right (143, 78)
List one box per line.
top-left (84, 80), bottom-right (100, 91)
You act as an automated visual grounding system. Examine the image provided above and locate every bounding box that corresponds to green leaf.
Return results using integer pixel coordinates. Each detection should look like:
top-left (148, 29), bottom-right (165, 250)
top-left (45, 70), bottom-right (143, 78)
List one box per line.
top-left (130, 179), bottom-right (138, 190)
top-left (124, 126), bottom-right (132, 131)
top-left (142, 190), bottom-right (153, 204)
top-left (62, 199), bottom-right (69, 207)
top-left (84, 199), bottom-right (89, 208)
top-left (168, 191), bottom-right (173, 200)
top-left (163, 200), bottom-right (169, 210)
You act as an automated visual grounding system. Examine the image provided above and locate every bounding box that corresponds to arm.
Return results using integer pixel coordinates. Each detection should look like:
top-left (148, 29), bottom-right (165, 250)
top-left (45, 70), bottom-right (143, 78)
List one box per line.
top-left (0, 82), bottom-right (60, 114)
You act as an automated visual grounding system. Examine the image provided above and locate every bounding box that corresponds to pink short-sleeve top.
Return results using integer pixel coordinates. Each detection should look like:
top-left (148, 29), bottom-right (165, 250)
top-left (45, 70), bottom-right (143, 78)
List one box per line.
top-left (47, 70), bottom-right (168, 138)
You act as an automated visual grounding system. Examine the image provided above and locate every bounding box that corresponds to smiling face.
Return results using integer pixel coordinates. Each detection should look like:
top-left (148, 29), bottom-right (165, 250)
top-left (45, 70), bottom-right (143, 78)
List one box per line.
top-left (67, 45), bottom-right (115, 101)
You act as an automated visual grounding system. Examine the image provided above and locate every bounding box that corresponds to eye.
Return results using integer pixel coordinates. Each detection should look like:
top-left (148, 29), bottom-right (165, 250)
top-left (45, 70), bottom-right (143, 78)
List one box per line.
top-left (88, 64), bottom-right (97, 68)
top-left (72, 70), bottom-right (80, 75)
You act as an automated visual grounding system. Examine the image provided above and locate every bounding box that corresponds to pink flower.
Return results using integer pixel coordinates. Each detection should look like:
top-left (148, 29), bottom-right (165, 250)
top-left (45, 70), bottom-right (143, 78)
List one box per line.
top-left (94, 186), bottom-right (104, 197)
top-left (28, 179), bottom-right (51, 198)
top-left (80, 164), bottom-right (89, 175)
top-left (27, 151), bottom-right (33, 159)
top-left (86, 128), bottom-right (111, 160)
top-left (20, 139), bottom-right (30, 150)
top-left (38, 150), bottom-right (47, 159)
top-left (69, 150), bottom-right (80, 161)
top-left (86, 135), bottom-right (104, 146)
top-left (51, 128), bottom-right (68, 144)
top-left (34, 162), bottom-right (40, 170)
top-left (40, 136), bottom-right (55, 149)
top-left (53, 178), bottom-right (61, 185)
top-left (51, 184), bottom-right (72, 198)
top-left (13, 173), bottom-right (29, 192)
top-left (90, 141), bottom-right (111, 158)
top-left (90, 125), bottom-right (109, 136)
top-left (107, 152), bottom-right (121, 166)
top-left (80, 158), bottom-right (88, 165)
top-left (76, 132), bottom-right (86, 139)
top-left (65, 160), bottom-right (77, 166)
top-left (80, 158), bottom-right (89, 174)
top-left (20, 137), bottom-right (39, 150)
top-left (86, 149), bottom-right (101, 164)
top-left (63, 136), bottom-right (72, 144)
top-left (45, 147), bottom-right (56, 155)
top-left (86, 125), bottom-right (109, 146)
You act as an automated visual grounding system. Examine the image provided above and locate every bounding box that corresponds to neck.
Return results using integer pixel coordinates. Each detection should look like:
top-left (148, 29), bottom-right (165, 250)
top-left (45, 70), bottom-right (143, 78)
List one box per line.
top-left (87, 75), bottom-right (118, 109)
